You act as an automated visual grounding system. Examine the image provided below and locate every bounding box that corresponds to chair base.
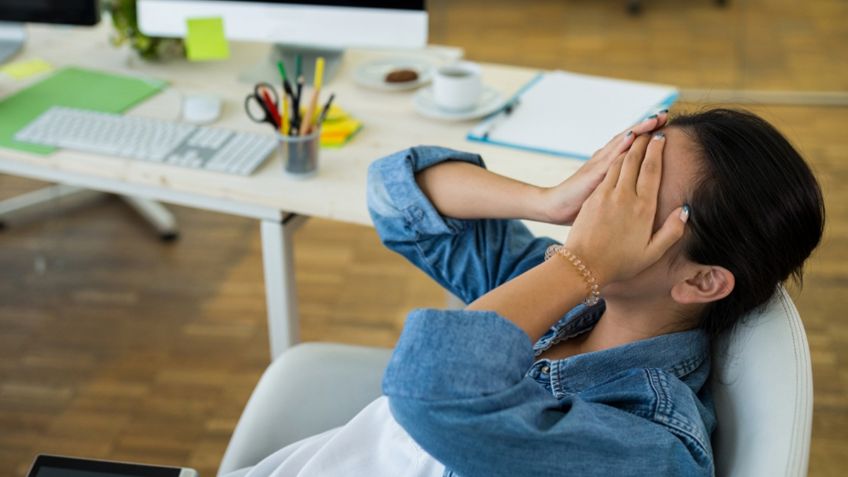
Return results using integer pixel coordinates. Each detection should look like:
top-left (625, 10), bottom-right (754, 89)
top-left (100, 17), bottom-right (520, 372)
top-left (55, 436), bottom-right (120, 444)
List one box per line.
top-left (0, 185), bottom-right (179, 240)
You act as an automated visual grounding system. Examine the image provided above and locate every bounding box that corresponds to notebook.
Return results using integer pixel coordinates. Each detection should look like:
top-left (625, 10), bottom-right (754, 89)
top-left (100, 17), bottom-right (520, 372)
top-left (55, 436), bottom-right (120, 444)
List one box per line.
top-left (467, 71), bottom-right (678, 159)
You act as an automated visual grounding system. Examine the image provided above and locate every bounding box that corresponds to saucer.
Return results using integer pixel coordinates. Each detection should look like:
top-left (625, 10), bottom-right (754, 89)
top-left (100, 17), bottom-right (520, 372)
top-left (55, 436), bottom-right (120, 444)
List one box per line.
top-left (353, 58), bottom-right (434, 91)
top-left (413, 86), bottom-right (505, 121)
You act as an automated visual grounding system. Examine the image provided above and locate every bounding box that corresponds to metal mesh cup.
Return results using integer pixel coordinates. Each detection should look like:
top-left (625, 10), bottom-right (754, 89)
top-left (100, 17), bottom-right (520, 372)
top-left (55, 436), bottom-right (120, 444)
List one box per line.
top-left (279, 130), bottom-right (319, 176)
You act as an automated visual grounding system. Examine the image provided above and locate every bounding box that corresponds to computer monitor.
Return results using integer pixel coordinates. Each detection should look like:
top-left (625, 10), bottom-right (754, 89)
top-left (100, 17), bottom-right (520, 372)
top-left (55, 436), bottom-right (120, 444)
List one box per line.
top-left (137, 0), bottom-right (428, 82)
top-left (0, 0), bottom-right (100, 64)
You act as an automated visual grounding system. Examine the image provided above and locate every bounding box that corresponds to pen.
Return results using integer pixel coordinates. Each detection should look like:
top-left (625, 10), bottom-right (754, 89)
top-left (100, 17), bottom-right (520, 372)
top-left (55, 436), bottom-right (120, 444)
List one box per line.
top-left (294, 75), bottom-right (304, 130)
top-left (293, 54), bottom-right (304, 130)
top-left (316, 93), bottom-right (336, 126)
top-left (276, 61), bottom-right (295, 101)
top-left (295, 54), bottom-right (302, 79)
top-left (301, 56), bottom-right (325, 135)
top-left (478, 98), bottom-right (521, 140)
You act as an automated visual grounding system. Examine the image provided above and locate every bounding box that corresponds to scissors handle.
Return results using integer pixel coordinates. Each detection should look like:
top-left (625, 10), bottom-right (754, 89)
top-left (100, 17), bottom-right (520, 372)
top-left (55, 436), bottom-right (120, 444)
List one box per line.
top-left (254, 82), bottom-right (279, 105)
top-left (244, 94), bottom-right (275, 125)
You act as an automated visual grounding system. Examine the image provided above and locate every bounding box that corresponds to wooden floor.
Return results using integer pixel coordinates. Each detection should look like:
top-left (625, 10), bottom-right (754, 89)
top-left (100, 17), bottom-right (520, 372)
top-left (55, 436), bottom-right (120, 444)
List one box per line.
top-left (2, 0), bottom-right (846, 475)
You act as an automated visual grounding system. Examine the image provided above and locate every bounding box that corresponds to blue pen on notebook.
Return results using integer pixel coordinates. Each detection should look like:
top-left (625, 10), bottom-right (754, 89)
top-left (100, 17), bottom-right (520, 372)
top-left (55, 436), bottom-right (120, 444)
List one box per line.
top-left (477, 98), bottom-right (521, 140)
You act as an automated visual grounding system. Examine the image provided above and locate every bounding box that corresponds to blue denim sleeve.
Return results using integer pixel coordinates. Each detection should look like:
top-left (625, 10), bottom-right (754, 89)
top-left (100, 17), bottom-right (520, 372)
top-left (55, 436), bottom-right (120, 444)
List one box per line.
top-left (366, 146), bottom-right (558, 304)
top-left (383, 309), bottom-right (713, 476)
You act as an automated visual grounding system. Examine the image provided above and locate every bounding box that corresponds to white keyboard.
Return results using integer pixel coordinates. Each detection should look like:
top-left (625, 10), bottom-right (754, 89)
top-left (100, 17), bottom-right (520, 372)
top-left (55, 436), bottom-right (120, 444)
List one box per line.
top-left (15, 106), bottom-right (279, 176)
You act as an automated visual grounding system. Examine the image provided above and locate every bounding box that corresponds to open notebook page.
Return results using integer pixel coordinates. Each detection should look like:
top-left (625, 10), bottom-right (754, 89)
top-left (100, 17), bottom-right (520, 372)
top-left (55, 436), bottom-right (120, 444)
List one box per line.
top-left (468, 70), bottom-right (677, 159)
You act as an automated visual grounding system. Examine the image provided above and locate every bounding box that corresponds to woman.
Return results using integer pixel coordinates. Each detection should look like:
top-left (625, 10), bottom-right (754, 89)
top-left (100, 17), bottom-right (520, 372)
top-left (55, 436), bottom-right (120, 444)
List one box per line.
top-left (238, 109), bottom-right (823, 477)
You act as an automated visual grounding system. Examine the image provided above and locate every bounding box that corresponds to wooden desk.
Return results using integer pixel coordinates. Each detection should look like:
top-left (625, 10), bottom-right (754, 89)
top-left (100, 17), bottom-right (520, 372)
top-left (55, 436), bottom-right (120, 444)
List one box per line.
top-left (0, 23), bottom-right (577, 358)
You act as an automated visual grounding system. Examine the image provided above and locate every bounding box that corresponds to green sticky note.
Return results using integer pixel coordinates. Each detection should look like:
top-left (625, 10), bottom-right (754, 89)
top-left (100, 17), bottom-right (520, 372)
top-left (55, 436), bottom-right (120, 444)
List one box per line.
top-left (0, 67), bottom-right (166, 154)
top-left (185, 17), bottom-right (230, 62)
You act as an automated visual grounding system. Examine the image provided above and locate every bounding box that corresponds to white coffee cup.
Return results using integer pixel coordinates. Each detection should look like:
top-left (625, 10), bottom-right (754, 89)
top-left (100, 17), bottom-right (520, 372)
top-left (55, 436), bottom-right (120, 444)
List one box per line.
top-left (433, 61), bottom-right (482, 111)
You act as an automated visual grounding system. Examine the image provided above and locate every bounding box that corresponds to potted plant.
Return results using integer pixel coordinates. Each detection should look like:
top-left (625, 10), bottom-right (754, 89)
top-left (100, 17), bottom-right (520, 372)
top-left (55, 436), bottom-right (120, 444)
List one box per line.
top-left (103, 0), bottom-right (184, 60)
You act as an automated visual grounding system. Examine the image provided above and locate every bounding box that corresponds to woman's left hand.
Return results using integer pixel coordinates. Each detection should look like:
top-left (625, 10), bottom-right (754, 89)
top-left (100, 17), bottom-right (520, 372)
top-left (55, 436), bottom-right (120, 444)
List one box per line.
top-left (565, 132), bottom-right (688, 286)
top-left (542, 111), bottom-right (669, 225)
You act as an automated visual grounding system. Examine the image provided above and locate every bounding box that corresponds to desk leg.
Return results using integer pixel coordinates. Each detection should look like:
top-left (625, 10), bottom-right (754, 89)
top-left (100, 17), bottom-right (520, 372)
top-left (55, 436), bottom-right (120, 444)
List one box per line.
top-left (261, 214), bottom-right (308, 359)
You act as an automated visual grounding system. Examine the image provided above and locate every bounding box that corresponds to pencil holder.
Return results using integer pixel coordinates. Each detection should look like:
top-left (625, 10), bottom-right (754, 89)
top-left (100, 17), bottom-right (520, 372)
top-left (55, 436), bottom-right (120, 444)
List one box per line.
top-left (278, 130), bottom-right (320, 176)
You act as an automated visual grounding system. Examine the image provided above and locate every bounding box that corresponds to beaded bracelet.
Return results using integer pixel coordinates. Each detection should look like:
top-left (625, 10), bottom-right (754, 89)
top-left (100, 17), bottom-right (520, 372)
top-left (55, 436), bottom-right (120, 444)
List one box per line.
top-left (544, 244), bottom-right (602, 306)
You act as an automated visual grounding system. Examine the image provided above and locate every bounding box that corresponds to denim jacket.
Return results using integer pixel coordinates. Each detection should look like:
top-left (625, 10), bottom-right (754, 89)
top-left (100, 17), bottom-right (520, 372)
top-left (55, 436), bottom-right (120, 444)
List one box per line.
top-left (367, 146), bottom-right (716, 477)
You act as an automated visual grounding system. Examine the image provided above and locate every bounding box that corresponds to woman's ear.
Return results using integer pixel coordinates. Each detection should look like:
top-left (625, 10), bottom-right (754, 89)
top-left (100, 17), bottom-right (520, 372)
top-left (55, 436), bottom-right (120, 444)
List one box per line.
top-left (671, 266), bottom-right (735, 305)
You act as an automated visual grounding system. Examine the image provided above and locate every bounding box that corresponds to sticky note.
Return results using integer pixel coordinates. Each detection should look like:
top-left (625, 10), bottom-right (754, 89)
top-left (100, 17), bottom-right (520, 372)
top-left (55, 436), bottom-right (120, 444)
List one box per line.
top-left (321, 119), bottom-right (362, 148)
top-left (185, 17), bottom-right (230, 62)
top-left (0, 58), bottom-right (53, 80)
top-left (324, 104), bottom-right (348, 122)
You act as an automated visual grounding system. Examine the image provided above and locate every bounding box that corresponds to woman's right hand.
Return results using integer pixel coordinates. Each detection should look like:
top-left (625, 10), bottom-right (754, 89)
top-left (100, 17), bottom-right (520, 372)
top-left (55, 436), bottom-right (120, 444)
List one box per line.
top-left (564, 132), bottom-right (689, 286)
top-left (542, 111), bottom-right (668, 226)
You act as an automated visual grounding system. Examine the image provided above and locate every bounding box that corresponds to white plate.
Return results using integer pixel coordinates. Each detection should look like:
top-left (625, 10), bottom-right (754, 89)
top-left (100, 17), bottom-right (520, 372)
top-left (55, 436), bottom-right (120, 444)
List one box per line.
top-left (413, 86), bottom-right (505, 121)
top-left (353, 58), bottom-right (434, 91)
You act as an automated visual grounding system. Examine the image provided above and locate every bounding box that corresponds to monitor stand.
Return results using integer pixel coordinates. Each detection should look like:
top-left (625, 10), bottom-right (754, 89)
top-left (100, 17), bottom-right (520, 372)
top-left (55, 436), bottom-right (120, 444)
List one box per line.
top-left (0, 22), bottom-right (25, 64)
top-left (238, 44), bottom-right (344, 86)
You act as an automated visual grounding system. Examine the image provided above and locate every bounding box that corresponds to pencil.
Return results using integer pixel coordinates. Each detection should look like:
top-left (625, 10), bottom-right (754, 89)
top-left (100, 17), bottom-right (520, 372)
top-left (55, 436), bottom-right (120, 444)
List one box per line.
top-left (313, 56), bottom-right (325, 91)
top-left (281, 93), bottom-right (290, 135)
top-left (301, 57), bottom-right (325, 135)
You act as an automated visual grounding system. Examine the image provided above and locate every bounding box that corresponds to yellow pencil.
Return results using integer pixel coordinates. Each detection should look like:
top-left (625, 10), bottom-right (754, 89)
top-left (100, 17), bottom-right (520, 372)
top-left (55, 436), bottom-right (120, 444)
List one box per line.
top-left (301, 56), bottom-right (325, 136)
top-left (281, 92), bottom-right (290, 135)
top-left (314, 57), bottom-right (325, 90)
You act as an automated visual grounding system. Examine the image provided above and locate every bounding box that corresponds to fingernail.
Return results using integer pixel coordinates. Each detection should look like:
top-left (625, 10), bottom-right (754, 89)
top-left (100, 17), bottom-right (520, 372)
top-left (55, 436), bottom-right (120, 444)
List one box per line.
top-left (625, 130), bottom-right (633, 137)
top-left (647, 114), bottom-right (658, 120)
top-left (653, 131), bottom-right (665, 140)
top-left (680, 204), bottom-right (690, 223)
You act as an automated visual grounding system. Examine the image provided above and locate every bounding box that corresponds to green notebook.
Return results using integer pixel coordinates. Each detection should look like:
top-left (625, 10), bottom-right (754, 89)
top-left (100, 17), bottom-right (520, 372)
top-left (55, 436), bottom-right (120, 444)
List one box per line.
top-left (0, 66), bottom-right (167, 155)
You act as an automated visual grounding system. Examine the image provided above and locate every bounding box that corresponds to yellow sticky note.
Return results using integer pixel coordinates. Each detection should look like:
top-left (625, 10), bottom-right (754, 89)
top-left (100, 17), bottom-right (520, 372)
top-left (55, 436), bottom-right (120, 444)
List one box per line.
top-left (321, 119), bottom-right (362, 148)
top-left (322, 118), bottom-right (361, 136)
top-left (0, 58), bottom-right (53, 80)
top-left (185, 17), bottom-right (230, 62)
top-left (324, 104), bottom-right (349, 122)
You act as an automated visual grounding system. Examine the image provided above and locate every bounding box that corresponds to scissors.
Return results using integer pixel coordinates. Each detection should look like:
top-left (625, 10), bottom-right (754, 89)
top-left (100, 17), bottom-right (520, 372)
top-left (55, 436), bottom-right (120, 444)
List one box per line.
top-left (244, 82), bottom-right (281, 131)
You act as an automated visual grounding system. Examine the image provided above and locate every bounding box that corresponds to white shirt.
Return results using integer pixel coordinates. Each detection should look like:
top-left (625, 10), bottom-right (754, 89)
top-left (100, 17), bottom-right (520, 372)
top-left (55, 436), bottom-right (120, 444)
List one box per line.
top-left (243, 396), bottom-right (445, 477)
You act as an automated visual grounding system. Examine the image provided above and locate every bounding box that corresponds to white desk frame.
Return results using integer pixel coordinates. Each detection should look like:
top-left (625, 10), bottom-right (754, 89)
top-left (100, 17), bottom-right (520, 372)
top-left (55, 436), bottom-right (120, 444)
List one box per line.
top-left (0, 23), bottom-right (575, 359)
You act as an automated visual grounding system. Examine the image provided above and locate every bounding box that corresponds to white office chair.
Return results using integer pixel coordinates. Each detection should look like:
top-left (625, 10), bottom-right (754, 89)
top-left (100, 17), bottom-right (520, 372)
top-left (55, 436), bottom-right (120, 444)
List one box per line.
top-left (711, 286), bottom-right (813, 477)
top-left (217, 343), bottom-right (393, 477)
top-left (218, 286), bottom-right (813, 477)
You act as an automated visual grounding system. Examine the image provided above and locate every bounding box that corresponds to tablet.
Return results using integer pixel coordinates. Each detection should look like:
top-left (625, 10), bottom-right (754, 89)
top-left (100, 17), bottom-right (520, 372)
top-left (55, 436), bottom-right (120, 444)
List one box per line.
top-left (27, 455), bottom-right (199, 477)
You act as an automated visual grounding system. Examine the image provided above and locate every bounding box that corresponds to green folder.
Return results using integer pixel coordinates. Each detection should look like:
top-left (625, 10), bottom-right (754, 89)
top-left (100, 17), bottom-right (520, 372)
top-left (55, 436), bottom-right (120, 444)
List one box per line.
top-left (0, 66), bottom-right (167, 155)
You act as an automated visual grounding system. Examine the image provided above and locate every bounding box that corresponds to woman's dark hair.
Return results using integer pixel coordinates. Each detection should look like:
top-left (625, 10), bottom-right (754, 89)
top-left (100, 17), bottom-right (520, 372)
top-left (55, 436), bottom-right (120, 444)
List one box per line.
top-left (671, 108), bottom-right (825, 338)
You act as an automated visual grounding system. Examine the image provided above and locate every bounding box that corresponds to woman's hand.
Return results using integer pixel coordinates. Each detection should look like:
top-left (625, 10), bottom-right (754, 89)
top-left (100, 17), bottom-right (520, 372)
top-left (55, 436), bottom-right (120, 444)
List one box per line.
top-left (564, 132), bottom-right (689, 286)
top-left (542, 111), bottom-right (669, 225)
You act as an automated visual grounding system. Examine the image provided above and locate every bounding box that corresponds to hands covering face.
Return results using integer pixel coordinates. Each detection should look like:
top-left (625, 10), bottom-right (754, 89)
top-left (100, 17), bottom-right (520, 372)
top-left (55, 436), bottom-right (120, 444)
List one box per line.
top-left (564, 130), bottom-right (690, 286)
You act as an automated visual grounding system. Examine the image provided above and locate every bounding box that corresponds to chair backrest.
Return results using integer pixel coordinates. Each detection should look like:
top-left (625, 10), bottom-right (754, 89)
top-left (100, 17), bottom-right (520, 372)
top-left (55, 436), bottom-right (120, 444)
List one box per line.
top-left (711, 286), bottom-right (813, 477)
top-left (218, 343), bottom-right (393, 476)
